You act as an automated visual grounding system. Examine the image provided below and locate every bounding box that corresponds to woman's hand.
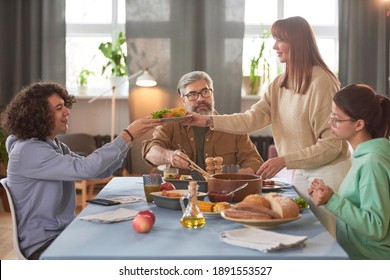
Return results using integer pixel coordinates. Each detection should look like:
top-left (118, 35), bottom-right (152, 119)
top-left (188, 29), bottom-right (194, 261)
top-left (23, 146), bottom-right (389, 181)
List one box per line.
top-left (256, 156), bottom-right (286, 179)
top-left (308, 179), bottom-right (334, 206)
top-left (183, 112), bottom-right (209, 127)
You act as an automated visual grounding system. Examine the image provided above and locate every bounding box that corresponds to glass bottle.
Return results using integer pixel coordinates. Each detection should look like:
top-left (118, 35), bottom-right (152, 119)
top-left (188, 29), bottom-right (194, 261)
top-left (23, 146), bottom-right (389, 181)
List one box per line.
top-left (180, 181), bottom-right (206, 229)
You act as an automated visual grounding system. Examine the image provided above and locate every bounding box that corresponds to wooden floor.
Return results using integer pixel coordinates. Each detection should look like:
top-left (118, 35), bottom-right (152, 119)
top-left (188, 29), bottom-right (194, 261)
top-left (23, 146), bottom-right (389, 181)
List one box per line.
top-left (0, 211), bottom-right (16, 260)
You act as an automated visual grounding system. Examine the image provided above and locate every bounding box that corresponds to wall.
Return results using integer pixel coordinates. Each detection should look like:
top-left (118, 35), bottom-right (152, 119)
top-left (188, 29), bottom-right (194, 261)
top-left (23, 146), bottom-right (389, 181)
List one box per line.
top-left (67, 98), bottom-right (129, 136)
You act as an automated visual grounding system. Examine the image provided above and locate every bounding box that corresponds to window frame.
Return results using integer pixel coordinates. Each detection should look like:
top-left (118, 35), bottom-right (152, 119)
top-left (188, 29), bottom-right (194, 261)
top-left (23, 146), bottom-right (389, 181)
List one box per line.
top-left (65, 0), bottom-right (126, 97)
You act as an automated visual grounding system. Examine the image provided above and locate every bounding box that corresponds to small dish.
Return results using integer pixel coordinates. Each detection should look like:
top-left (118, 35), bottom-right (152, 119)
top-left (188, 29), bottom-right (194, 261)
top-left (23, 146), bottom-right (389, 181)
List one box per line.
top-left (164, 178), bottom-right (208, 192)
top-left (207, 191), bottom-right (234, 203)
top-left (221, 212), bottom-right (301, 229)
top-left (151, 190), bottom-right (207, 210)
top-left (261, 181), bottom-right (289, 192)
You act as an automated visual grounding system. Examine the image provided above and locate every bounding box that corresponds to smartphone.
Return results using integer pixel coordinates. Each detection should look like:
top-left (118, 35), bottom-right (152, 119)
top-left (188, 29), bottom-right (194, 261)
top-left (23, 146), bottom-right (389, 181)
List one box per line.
top-left (86, 198), bottom-right (120, 206)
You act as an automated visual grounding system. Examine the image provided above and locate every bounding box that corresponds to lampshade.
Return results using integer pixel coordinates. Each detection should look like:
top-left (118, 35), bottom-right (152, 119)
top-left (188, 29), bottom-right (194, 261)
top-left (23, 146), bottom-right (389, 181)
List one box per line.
top-left (136, 69), bottom-right (157, 87)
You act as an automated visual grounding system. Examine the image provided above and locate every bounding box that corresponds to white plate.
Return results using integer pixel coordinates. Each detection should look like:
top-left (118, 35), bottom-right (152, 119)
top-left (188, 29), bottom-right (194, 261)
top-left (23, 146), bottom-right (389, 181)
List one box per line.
top-left (221, 212), bottom-right (301, 229)
top-left (262, 181), bottom-right (289, 192)
top-left (202, 211), bottom-right (222, 217)
top-left (160, 115), bottom-right (191, 122)
top-left (299, 205), bottom-right (310, 212)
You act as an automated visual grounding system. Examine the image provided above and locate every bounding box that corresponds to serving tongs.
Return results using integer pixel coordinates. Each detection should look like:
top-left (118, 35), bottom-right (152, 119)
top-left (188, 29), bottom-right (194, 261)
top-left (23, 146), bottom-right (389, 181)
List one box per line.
top-left (177, 145), bottom-right (209, 181)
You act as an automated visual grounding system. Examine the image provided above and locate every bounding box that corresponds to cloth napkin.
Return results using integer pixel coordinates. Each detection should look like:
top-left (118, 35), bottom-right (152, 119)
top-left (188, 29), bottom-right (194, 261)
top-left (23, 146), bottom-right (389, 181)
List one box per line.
top-left (220, 227), bottom-right (307, 252)
top-left (110, 196), bottom-right (145, 204)
top-left (79, 208), bottom-right (139, 223)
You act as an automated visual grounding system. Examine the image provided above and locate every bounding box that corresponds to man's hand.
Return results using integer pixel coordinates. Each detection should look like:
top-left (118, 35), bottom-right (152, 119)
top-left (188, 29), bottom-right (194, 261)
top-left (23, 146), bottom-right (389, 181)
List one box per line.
top-left (169, 150), bottom-right (191, 170)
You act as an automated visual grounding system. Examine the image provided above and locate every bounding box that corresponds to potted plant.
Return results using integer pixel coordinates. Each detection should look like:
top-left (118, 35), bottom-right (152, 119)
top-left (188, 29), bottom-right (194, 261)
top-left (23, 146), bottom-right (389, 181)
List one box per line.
top-left (77, 68), bottom-right (95, 95)
top-left (244, 30), bottom-right (271, 95)
top-left (0, 126), bottom-right (8, 177)
top-left (99, 32), bottom-right (129, 96)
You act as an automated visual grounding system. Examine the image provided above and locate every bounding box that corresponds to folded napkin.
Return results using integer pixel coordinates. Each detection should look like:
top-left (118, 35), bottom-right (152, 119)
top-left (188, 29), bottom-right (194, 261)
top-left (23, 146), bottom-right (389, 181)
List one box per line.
top-left (220, 228), bottom-right (307, 252)
top-left (79, 208), bottom-right (139, 223)
top-left (110, 196), bottom-right (145, 204)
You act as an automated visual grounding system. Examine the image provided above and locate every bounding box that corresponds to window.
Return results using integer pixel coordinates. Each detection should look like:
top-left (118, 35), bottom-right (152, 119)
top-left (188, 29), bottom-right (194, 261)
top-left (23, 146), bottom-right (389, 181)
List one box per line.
top-left (65, 0), bottom-right (339, 96)
top-left (243, 0), bottom-right (339, 94)
top-left (65, 0), bottom-right (126, 96)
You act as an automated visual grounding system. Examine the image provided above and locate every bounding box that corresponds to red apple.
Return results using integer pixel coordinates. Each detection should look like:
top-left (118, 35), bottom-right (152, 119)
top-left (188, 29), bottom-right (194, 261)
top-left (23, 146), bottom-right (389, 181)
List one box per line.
top-left (138, 210), bottom-right (156, 225)
top-left (132, 214), bottom-right (153, 233)
top-left (160, 181), bottom-right (176, 191)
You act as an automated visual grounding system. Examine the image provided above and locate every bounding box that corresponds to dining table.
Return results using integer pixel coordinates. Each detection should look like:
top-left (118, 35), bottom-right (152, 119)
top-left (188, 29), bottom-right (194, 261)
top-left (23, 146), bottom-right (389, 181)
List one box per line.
top-left (40, 176), bottom-right (348, 260)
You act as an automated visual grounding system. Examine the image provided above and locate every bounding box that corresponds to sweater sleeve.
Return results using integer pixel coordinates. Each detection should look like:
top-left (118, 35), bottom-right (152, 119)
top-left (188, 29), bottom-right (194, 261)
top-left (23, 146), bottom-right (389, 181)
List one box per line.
top-left (326, 159), bottom-right (390, 239)
top-left (18, 136), bottom-right (129, 181)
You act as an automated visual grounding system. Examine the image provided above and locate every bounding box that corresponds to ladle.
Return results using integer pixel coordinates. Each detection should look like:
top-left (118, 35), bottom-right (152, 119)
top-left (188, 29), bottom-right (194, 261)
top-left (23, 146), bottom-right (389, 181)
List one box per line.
top-left (227, 183), bottom-right (249, 196)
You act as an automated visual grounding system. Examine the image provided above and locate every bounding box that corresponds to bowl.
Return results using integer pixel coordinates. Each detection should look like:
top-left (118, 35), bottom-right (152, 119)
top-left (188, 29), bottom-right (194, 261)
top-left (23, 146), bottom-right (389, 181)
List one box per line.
top-left (150, 190), bottom-right (207, 210)
top-left (207, 173), bottom-right (262, 202)
top-left (207, 191), bottom-right (234, 203)
top-left (164, 178), bottom-right (208, 192)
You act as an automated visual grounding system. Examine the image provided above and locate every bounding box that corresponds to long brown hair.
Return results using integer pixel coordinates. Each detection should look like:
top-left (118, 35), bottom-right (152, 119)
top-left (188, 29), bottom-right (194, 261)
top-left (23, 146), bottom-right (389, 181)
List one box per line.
top-left (334, 84), bottom-right (390, 138)
top-left (271, 16), bottom-right (337, 94)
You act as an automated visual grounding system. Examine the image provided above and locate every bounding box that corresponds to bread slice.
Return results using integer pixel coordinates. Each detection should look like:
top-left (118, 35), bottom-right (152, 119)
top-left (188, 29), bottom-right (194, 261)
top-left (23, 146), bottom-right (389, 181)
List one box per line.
top-left (263, 193), bottom-right (299, 218)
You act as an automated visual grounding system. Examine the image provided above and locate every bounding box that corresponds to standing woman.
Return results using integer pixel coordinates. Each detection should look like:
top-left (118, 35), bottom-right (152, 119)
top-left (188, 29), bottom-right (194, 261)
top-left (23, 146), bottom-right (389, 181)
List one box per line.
top-left (186, 16), bottom-right (352, 237)
top-left (309, 84), bottom-right (390, 259)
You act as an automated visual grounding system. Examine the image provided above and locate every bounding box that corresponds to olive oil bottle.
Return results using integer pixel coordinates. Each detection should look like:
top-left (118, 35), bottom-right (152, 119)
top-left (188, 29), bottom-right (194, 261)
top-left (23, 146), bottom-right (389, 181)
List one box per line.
top-left (180, 181), bottom-right (206, 229)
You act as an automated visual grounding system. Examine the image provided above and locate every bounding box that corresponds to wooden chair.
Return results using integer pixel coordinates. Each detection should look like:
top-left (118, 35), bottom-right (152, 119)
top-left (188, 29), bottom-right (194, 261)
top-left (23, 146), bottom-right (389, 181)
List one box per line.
top-left (57, 133), bottom-right (113, 209)
top-left (0, 178), bottom-right (27, 259)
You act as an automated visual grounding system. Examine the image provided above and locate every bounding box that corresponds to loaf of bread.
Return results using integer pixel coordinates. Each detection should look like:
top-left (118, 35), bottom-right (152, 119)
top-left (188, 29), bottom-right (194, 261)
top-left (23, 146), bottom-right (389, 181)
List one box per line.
top-left (241, 194), bottom-right (270, 209)
top-left (263, 192), bottom-right (299, 218)
top-left (222, 193), bottom-right (299, 220)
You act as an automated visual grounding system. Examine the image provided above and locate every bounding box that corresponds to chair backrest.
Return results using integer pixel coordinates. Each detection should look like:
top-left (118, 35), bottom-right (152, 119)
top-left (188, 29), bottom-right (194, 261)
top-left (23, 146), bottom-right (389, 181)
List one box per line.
top-left (0, 178), bottom-right (27, 260)
top-left (57, 133), bottom-right (97, 156)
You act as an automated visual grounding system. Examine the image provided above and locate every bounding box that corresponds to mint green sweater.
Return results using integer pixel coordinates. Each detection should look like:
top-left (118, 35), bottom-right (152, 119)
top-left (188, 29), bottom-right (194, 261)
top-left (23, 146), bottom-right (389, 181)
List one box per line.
top-left (326, 138), bottom-right (390, 259)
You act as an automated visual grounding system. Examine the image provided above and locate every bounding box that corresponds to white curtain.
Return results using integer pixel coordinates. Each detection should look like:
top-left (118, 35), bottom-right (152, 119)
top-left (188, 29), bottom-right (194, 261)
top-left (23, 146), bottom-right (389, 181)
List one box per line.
top-left (125, 0), bottom-right (245, 114)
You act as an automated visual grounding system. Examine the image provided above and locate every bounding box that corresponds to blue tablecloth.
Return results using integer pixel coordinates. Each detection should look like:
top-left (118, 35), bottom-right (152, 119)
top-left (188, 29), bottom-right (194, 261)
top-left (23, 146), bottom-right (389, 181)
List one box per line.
top-left (40, 177), bottom-right (348, 260)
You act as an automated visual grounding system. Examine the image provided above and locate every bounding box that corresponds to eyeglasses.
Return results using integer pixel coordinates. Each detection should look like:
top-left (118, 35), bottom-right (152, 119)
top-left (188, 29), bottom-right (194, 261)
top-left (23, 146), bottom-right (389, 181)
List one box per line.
top-left (329, 113), bottom-right (356, 128)
top-left (182, 88), bottom-right (213, 101)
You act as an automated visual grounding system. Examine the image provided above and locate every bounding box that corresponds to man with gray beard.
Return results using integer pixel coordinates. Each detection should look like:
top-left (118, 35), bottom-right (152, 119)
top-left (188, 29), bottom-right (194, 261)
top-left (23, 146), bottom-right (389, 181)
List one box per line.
top-left (142, 71), bottom-right (263, 175)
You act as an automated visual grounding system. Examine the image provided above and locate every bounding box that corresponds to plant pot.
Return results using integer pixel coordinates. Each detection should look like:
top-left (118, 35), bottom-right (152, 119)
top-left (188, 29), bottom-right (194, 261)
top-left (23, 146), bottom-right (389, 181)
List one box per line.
top-left (78, 85), bottom-right (88, 95)
top-left (110, 76), bottom-right (129, 97)
top-left (243, 76), bottom-right (261, 95)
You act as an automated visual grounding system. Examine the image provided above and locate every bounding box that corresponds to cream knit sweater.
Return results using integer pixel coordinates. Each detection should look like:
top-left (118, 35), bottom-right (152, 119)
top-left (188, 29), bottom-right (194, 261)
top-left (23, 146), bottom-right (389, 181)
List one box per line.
top-left (213, 66), bottom-right (350, 170)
